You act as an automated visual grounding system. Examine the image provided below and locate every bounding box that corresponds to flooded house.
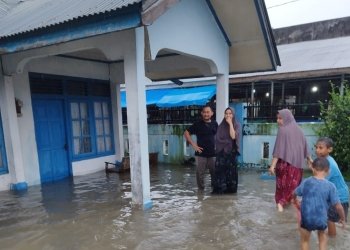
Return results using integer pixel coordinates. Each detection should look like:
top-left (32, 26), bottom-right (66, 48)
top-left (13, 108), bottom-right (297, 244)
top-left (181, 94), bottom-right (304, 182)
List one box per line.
top-left (0, 0), bottom-right (279, 208)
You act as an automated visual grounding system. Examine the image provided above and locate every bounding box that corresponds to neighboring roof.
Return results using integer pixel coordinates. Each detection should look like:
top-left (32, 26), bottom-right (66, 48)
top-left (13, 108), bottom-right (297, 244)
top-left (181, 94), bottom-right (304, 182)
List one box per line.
top-left (121, 85), bottom-right (216, 108)
top-left (230, 36), bottom-right (350, 83)
top-left (0, 0), bottom-right (141, 38)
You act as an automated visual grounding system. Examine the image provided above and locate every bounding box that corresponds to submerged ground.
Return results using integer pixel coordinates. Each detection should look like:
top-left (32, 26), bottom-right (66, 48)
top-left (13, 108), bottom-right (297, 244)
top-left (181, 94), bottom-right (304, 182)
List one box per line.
top-left (0, 165), bottom-right (348, 250)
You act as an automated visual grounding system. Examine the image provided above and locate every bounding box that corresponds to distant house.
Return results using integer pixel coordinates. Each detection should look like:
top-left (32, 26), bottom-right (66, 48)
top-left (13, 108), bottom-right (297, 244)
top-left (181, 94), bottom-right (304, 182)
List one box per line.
top-left (0, 0), bottom-right (278, 207)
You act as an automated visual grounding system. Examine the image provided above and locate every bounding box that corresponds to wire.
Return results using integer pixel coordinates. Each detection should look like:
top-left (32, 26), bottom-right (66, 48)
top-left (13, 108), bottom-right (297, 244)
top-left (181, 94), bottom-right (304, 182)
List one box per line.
top-left (267, 0), bottom-right (301, 9)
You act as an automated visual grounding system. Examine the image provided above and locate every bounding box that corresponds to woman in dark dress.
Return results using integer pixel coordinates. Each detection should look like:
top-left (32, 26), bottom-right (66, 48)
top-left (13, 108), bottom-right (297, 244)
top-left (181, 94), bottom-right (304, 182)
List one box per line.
top-left (212, 107), bottom-right (240, 194)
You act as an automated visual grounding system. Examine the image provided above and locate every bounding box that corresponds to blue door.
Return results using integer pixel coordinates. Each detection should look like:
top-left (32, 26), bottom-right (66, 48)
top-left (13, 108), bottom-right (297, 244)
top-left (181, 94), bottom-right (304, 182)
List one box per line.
top-left (33, 99), bottom-right (70, 183)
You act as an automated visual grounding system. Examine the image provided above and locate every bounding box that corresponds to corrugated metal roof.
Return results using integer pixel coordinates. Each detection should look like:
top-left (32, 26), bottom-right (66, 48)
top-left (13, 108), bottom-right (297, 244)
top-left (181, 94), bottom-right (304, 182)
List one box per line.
top-left (0, 0), bottom-right (141, 38)
top-left (231, 36), bottom-right (350, 79)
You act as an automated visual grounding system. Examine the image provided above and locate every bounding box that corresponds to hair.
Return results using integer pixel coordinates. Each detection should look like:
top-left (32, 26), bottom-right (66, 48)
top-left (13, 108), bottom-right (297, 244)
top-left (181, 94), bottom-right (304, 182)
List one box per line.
top-left (202, 105), bottom-right (213, 112)
top-left (316, 137), bottom-right (334, 148)
top-left (224, 107), bottom-right (235, 115)
top-left (312, 157), bottom-right (330, 171)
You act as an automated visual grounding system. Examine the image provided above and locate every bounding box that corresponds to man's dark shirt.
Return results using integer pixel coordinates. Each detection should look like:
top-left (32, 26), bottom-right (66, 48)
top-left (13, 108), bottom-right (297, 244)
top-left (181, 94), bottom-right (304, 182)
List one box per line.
top-left (186, 120), bottom-right (218, 157)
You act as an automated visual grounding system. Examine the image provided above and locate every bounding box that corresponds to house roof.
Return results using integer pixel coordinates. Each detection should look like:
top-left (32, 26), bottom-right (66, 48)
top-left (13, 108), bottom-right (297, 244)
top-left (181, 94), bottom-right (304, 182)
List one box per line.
top-left (0, 0), bottom-right (141, 38)
top-left (0, 0), bottom-right (279, 76)
top-left (230, 36), bottom-right (350, 83)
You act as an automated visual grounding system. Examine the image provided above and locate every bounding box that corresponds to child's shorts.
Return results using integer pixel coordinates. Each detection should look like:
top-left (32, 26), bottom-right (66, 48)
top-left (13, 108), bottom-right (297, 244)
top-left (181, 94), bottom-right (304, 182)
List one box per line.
top-left (328, 202), bottom-right (349, 222)
top-left (300, 219), bottom-right (327, 232)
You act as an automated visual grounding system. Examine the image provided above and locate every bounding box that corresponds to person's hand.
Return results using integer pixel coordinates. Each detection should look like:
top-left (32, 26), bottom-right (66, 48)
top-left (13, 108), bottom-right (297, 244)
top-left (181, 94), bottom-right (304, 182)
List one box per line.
top-left (225, 116), bottom-right (233, 126)
top-left (307, 156), bottom-right (313, 169)
top-left (192, 144), bottom-right (203, 153)
top-left (291, 197), bottom-right (300, 210)
top-left (269, 165), bottom-right (276, 175)
top-left (339, 219), bottom-right (346, 229)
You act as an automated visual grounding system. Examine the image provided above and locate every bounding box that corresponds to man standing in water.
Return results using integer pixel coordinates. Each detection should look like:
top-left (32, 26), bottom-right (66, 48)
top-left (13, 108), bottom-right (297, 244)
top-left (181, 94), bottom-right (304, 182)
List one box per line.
top-left (184, 105), bottom-right (218, 191)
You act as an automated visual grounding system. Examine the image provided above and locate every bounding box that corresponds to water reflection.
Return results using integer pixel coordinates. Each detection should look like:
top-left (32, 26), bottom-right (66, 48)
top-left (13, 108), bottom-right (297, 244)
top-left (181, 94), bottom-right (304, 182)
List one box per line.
top-left (0, 165), bottom-right (348, 250)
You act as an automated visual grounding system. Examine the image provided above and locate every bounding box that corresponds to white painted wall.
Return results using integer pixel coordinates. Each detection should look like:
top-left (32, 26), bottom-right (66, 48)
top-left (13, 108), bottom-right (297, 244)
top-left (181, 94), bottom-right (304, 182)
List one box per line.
top-left (72, 155), bottom-right (115, 176)
top-left (147, 0), bottom-right (228, 74)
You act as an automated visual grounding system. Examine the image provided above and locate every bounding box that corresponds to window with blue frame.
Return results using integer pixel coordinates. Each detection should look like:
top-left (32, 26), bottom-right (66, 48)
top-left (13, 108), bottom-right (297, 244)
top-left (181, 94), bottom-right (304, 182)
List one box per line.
top-left (69, 99), bottom-right (114, 159)
top-left (0, 112), bottom-right (8, 175)
top-left (94, 101), bottom-right (112, 153)
top-left (70, 101), bottom-right (92, 156)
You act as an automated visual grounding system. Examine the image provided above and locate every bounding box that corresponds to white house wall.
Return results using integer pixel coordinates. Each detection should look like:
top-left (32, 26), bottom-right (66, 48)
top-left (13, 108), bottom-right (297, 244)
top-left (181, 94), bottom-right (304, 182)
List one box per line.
top-left (147, 0), bottom-right (229, 75)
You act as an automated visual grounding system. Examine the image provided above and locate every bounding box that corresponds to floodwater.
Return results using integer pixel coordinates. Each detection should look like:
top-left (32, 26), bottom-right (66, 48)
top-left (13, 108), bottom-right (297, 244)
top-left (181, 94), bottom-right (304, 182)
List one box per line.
top-left (0, 165), bottom-right (349, 250)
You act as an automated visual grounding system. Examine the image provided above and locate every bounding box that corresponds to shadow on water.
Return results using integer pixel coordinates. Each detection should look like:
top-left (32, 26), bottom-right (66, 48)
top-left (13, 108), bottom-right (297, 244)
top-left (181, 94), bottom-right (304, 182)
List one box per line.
top-left (0, 164), bottom-right (349, 250)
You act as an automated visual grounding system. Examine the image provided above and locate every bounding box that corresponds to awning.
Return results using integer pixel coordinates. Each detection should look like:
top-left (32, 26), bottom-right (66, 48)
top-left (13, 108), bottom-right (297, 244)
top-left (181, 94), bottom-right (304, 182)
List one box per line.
top-left (120, 85), bottom-right (216, 108)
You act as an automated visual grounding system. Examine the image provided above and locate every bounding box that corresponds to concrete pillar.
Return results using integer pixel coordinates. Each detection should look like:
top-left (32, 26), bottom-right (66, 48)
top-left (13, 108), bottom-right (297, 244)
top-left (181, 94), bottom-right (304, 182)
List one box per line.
top-left (216, 73), bottom-right (229, 122)
top-left (0, 72), bottom-right (27, 191)
top-left (109, 74), bottom-right (124, 161)
top-left (124, 27), bottom-right (152, 209)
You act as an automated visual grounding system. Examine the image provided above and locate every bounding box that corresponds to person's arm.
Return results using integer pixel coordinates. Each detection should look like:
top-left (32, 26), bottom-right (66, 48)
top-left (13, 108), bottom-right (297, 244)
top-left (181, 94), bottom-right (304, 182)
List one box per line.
top-left (228, 123), bottom-right (235, 139)
top-left (291, 193), bottom-right (301, 210)
top-left (225, 118), bottom-right (235, 139)
top-left (306, 155), bottom-right (313, 170)
top-left (335, 203), bottom-right (346, 229)
top-left (184, 130), bottom-right (203, 153)
top-left (269, 157), bottom-right (279, 175)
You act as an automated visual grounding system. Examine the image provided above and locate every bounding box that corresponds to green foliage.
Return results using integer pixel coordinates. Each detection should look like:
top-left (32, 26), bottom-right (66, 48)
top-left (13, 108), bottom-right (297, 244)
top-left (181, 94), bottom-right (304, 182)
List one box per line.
top-left (317, 81), bottom-right (350, 174)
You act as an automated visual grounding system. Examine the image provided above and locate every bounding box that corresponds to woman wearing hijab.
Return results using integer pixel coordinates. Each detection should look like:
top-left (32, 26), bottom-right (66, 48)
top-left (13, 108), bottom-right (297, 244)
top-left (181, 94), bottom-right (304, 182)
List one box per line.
top-left (269, 109), bottom-right (312, 212)
top-left (213, 107), bottom-right (240, 194)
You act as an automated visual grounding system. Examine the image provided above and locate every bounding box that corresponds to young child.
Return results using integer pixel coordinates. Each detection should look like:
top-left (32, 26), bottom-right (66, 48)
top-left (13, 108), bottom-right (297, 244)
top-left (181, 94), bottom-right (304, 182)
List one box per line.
top-left (315, 137), bottom-right (349, 236)
top-left (293, 157), bottom-right (345, 250)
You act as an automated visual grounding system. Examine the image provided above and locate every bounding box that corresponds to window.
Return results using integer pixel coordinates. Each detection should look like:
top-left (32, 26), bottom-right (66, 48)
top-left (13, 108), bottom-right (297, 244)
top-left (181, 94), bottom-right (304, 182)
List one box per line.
top-left (70, 101), bottom-right (92, 156)
top-left (0, 112), bottom-right (8, 175)
top-left (163, 140), bottom-right (169, 155)
top-left (263, 142), bottom-right (269, 159)
top-left (94, 101), bottom-right (112, 153)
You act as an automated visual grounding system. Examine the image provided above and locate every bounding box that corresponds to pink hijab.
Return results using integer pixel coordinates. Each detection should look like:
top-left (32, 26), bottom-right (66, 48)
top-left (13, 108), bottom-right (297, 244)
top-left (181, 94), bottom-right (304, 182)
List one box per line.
top-left (216, 107), bottom-right (240, 154)
top-left (272, 109), bottom-right (309, 168)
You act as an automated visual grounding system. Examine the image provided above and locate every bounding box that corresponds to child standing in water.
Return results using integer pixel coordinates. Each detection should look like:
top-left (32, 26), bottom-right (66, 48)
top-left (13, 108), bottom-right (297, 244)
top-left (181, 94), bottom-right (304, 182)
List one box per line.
top-left (293, 157), bottom-right (345, 250)
top-left (315, 137), bottom-right (349, 237)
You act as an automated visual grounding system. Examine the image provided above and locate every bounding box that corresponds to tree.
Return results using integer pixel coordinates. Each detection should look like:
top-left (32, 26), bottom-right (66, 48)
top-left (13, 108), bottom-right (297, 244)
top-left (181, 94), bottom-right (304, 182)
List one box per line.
top-left (317, 81), bottom-right (350, 173)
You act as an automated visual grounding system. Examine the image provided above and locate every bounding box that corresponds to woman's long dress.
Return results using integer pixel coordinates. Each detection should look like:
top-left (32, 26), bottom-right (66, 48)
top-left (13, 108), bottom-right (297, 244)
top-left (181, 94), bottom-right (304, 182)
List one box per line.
top-left (212, 141), bottom-right (239, 194)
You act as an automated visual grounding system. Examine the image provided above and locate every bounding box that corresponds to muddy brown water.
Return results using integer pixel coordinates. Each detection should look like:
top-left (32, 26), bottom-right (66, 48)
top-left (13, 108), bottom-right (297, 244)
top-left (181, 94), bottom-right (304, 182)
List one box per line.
top-left (0, 165), bottom-right (349, 250)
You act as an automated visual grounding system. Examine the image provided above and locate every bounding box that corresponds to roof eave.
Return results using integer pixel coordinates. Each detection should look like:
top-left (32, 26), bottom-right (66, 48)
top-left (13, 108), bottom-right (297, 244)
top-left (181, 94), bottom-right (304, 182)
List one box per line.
top-left (254, 0), bottom-right (281, 68)
top-left (0, 3), bottom-right (142, 55)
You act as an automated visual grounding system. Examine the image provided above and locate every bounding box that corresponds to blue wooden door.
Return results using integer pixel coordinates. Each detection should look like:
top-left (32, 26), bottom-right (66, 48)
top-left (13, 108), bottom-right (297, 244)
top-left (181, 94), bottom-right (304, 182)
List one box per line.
top-left (33, 99), bottom-right (70, 183)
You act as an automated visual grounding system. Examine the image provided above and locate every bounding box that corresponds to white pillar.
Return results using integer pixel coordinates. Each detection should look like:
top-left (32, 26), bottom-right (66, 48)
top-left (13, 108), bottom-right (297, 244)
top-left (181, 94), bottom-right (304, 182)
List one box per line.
top-left (110, 75), bottom-right (124, 161)
top-left (0, 73), bottom-right (27, 190)
top-left (124, 27), bottom-right (152, 209)
top-left (216, 73), bottom-right (229, 123)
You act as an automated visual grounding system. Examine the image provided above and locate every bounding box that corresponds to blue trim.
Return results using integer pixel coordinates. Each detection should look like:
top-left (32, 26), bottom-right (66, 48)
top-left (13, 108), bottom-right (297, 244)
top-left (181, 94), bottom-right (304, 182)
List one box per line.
top-left (0, 111), bottom-right (9, 175)
top-left (143, 200), bottom-right (153, 210)
top-left (205, 0), bottom-right (231, 47)
top-left (254, 0), bottom-right (281, 70)
top-left (0, 4), bottom-right (141, 54)
top-left (10, 182), bottom-right (28, 191)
